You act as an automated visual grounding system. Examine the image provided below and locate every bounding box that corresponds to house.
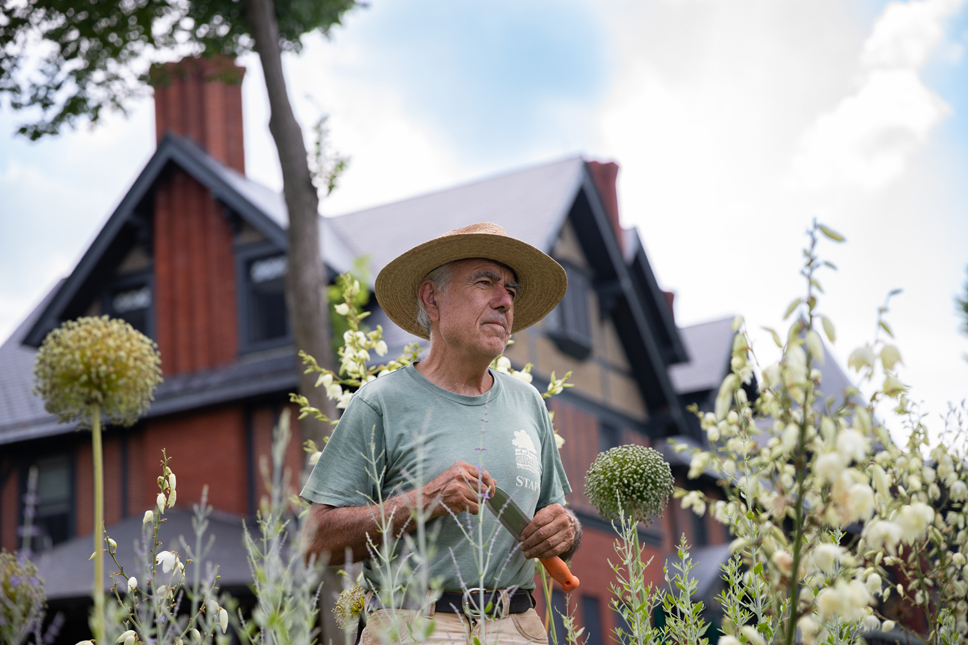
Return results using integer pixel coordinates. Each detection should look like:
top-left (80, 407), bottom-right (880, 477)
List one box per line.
top-left (0, 57), bottom-right (730, 644)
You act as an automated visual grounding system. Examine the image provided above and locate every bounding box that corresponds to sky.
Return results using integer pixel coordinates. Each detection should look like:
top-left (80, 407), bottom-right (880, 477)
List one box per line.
top-left (1, 0), bottom-right (967, 440)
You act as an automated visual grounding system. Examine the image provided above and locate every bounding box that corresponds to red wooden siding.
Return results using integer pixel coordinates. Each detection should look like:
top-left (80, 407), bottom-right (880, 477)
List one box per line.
top-left (154, 169), bottom-right (239, 375)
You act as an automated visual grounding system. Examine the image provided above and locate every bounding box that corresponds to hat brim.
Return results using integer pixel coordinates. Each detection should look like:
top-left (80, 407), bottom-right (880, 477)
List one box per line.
top-left (375, 232), bottom-right (567, 341)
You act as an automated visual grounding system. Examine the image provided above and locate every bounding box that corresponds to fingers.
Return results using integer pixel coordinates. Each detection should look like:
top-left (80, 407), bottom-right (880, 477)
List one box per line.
top-left (519, 505), bottom-right (576, 559)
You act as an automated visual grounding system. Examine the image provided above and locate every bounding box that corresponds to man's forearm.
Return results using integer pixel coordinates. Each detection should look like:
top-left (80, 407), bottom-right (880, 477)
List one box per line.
top-left (301, 491), bottom-right (421, 565)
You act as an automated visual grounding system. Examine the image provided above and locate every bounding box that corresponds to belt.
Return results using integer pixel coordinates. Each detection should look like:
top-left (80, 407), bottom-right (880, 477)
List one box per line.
top-left (365, 589), bottom-right (534, 619)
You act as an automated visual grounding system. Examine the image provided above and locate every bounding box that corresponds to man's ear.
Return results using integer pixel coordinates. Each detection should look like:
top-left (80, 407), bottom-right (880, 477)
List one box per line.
top-left (417, 281), bottom-right (440, 322)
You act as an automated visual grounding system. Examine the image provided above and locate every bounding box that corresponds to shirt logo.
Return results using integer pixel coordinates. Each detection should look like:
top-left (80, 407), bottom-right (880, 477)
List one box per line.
top-left (513, 429), bottom-right (541, 476)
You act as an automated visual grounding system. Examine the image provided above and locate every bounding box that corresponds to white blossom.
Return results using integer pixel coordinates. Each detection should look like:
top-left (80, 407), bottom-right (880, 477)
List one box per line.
top-left (156, 492), bottom-right (166, 512)
top-left (815, 452), bottom-right (846, 483)
top-left (156, 550), bottom-right (179, 574)
top-left (219, 607), bottom-right (229, 633)
top-left (143, 510), bottom-right (153, 525)
top-left (847, 483), bottom-right (876, 522)
top-left (950, 480), bottom-right (968, 502)
top-left (897, 502), bottom-right (934, 543)
top-left (336, 391), bottom-right (354, 409)
top-left (117, 630), bottom-right (136, 645)
top-left (836, 429), bottom-right (869, 463)
top-left (334, 303), bottom-right (350, 316)
top-left (127, 576), bottom-right (137, 593)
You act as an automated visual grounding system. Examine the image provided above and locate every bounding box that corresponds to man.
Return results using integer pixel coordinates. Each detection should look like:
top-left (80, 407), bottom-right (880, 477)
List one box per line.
top-left (300, 222), bottom-right (581, 644)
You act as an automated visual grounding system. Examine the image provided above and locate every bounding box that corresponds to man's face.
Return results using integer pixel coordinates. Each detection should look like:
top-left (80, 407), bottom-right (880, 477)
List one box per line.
top-left (432, 259), bottom-right (518, 361)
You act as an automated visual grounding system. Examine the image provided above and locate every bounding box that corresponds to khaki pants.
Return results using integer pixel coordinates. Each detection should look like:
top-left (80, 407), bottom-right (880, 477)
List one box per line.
top-left (360, 607), bottom-right (548, 645)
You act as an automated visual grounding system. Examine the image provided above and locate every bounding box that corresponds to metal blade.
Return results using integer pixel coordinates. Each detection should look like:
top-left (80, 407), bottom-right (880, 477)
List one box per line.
top-left (485, 486), bottom-right (531, 541)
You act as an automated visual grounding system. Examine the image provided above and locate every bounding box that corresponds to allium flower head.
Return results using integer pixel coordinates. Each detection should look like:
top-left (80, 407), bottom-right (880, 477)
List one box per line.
top-left (33, 316), bottom-right (162, 427)
top-left (585, 445), bottom-right (674, 524)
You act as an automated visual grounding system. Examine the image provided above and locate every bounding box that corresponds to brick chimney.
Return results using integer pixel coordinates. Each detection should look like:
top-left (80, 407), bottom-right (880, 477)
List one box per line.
top-left (586, 160), bottom-right (623, 251)
top-left (152, 56), bottom-right (246, 174)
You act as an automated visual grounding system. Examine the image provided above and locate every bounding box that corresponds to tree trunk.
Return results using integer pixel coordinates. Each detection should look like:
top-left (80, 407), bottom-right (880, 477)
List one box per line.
top-left (243, 0), bottom-right (342, 641)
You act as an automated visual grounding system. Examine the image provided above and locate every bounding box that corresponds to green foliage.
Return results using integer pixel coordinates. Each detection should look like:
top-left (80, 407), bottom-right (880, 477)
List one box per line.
top-left (0, 0), bottom-right (358, 139)
top-left (585, 445), bottom-right (674, 524)
top-left (0, 551), bottom-right (47, 645)
top-left (32, 315), bottom-right (162, 428)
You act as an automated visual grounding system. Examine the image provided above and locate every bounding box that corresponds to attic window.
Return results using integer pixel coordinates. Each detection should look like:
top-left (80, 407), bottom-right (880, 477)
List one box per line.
top-left (105, 275), bottom-right (152, 338)
top-left (545, 262), bottom-right (593, 359)
top-left (113, 285), bottom-right (151, 313)
top-left (243, 253), bottom-right (290, 348)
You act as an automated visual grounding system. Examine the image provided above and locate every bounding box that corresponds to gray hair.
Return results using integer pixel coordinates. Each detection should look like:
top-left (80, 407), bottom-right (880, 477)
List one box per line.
top-left (415, 262), bottom-right (456, 335)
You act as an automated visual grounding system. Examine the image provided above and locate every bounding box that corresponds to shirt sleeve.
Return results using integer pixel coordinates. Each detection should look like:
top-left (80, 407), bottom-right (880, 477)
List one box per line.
top-left (535, 391), bottom-right (571, 511)
top-left (299, 394), bottom-right (385, 508)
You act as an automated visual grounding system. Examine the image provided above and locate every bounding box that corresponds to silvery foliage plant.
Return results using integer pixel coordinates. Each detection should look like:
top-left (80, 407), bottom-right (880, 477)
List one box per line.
top-left (97, 452), bottom-right (230, 645)
top-left (675, 221), bottom-right (968, 645)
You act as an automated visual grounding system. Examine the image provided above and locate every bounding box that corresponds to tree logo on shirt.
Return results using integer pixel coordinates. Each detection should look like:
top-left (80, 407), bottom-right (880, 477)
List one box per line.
top-left (513, 429), bottom-right (541, 476)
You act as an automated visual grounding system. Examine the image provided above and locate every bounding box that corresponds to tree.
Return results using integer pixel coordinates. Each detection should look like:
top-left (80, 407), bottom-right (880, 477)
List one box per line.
top-left (2, 0), bottom-right (357, 637)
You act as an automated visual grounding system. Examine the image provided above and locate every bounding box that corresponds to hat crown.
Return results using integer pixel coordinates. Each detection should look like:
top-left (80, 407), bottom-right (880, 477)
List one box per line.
top-left (442, 222), bottom-right (508, 238)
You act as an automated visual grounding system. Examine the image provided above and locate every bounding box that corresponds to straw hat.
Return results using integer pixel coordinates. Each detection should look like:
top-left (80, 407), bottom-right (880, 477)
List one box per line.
top-left (374, 222), bottom-right (568, 340)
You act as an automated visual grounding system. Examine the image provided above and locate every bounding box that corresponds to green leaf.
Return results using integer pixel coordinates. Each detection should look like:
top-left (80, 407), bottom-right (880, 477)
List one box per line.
top-left (818, 224), bottom-right (845, 242)
top-left (821, 316), bottom-right (836, 343)
top-left (783, 298), bottom-right (802, 320)
top-left (889, 288), bottom-right (903, 296)
top-left (879, 320), bottom-right (894, 338)
top-left (823, 260), bottom-right (838, 270)
top-left (762, 327), bottom-right (782, 348)
top-left (754, 562), bottom-right (763, 575)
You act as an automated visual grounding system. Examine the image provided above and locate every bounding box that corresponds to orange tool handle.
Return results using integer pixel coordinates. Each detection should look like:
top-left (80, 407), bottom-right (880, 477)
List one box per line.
top-left (539, 556), bottom-right (580, 593)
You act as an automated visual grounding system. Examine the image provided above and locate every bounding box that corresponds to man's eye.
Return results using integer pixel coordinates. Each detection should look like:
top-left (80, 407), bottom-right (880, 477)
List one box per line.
top-left (507, 290), bottom-right (517, 299)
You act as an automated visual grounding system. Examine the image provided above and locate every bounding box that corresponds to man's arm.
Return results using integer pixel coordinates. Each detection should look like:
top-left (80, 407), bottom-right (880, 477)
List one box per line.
top-left (518, 504), bottom-right (582, 561)
top-left (300, 460), bottom-right (496, 565)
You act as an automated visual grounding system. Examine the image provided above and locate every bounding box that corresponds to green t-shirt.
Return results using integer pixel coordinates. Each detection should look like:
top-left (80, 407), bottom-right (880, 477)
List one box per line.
top-left (300, 364), bottom-right (571, 592)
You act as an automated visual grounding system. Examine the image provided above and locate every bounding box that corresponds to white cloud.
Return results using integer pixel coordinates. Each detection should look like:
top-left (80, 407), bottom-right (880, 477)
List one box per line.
top-left (788, 0), bottom-right (964, 193)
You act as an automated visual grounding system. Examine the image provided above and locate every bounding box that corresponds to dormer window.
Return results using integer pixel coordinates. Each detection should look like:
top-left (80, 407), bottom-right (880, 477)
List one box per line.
top-left (249, 255), bottom-right (288, 343)
top-left (237, 242), bottom-right (291, 353)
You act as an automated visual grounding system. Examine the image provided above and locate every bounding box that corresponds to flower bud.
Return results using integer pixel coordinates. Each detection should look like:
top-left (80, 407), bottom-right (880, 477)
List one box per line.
top-left (156, 492), bottom-right (166, 512)
top-left (219, 607), bottom-right (229, 633)
top-left (108, 537), bottom-right (117, 549)
top-left (334, 303), bottom-right (350, 316)
top-left (127, 576), bottom-right (138, 593)
top-left (143, 510), bottom-right (154, 525)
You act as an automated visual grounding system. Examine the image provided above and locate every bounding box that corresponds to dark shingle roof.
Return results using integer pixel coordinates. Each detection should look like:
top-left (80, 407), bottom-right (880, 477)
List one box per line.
top-left (0, 285), bottom-right (61, 437)
top-left (669, 317), bottom-right (735, 395)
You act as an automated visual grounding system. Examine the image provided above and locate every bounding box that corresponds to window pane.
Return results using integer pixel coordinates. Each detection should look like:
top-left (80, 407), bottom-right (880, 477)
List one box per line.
top-left (26, 456), bottom-right (72, 551)
top-left (113, 285), bottom-right (151, 313)
top-left (251, 282), bottom-right (288, 342)
top-left (581, 596), bottom-right (604, 645)
top-left (111, 285), bottom-right (151, 336)
top-left (251, 256), bottom-right (287, 283)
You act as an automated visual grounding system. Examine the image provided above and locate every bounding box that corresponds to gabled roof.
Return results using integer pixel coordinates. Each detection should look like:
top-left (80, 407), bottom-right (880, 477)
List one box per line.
top-left (23, 133), bottom-right (359, 348)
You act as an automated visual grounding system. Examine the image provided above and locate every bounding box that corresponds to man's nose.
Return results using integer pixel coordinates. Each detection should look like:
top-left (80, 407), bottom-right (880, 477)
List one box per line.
top-left (492, 288), bottom-right (513, 311)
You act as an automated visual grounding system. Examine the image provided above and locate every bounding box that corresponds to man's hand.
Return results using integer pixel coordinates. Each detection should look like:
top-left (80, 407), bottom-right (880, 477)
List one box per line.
top-left (519, 505), bottom-right (581, 560)
top-left (422, 460), bottom-right (496, 518)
